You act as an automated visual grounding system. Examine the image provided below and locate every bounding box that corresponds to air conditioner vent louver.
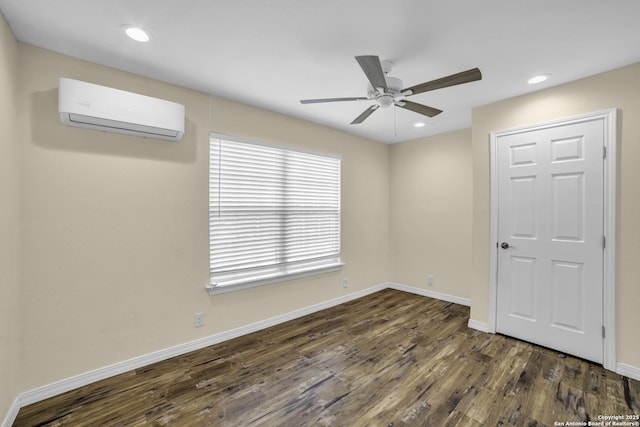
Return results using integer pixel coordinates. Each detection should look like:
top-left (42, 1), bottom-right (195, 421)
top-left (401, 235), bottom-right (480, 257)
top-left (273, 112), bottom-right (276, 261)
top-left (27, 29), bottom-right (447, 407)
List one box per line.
top-left (58, 78), bottom-right (185, 141)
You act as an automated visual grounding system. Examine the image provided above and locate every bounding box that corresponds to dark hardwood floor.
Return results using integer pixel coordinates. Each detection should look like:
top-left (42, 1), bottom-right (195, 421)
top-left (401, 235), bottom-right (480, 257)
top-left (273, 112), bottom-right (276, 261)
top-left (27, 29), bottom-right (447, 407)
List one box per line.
top-left (14, 289), bottom-right (640, 426)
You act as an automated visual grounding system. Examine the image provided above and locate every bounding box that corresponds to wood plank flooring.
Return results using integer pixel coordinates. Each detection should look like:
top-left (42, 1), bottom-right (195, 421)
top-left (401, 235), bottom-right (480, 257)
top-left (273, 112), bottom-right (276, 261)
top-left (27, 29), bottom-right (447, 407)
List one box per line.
top-left (13, 289), bottom-right (640, 426)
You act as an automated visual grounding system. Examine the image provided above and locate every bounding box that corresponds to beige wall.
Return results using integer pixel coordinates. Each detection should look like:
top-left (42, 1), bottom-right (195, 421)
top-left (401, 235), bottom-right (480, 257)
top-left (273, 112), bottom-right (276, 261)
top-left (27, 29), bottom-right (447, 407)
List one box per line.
top-left (17, 44), bottom-right (389, 391)
top-left (389, 129), bottom-right (472, 299)
top-left (470, 64), bottom-right (640, 369)
top-left (4, 25), bottom-right (640, 419)
top-left (0, 12), bottom-right (20, 420)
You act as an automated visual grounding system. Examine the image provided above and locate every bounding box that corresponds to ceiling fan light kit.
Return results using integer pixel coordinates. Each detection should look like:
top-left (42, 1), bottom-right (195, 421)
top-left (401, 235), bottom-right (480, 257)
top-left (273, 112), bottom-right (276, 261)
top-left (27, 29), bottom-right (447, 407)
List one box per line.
top-left (301, 55), bottom-right (482, 125)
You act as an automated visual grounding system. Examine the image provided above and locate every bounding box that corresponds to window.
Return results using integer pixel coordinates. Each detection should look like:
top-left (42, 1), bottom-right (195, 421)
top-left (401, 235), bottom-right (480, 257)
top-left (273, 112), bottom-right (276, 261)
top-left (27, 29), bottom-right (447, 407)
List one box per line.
top-left (208, 134), bottom-right (342, 294)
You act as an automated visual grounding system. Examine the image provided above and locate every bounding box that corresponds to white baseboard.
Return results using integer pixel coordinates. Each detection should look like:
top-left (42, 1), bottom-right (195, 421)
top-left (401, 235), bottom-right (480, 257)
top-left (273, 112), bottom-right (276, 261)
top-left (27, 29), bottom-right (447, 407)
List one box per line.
top-left (15, 281), bottom-right (614, 426)
top-left (385, 282), bottom-right (471, 306)
top-left (467, 319), bottom-right (491, 333)
top-left (15, 283), bottom-right (387, 411)
top-left (385, 283), bottom-right (490, 334)
top-left (1, 396), bottom-right (20, 427)
top-left (617, 362), bottom-right (640, 382)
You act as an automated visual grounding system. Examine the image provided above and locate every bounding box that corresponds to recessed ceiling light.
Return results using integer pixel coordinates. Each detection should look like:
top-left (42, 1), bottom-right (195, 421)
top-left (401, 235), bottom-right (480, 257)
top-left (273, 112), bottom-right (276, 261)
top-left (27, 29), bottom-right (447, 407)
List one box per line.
top-left (528, 73), bottom-right (551, 85)
top-left (414, 122), bottom-right (426, 128)
top-left (124, 26), bottom-right (150, 42)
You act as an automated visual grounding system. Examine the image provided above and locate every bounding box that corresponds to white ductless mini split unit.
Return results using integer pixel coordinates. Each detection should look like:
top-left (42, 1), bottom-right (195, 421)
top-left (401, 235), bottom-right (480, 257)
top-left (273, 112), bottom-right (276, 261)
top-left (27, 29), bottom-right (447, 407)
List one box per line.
top-left (58, 78), bottom-right (185, 141)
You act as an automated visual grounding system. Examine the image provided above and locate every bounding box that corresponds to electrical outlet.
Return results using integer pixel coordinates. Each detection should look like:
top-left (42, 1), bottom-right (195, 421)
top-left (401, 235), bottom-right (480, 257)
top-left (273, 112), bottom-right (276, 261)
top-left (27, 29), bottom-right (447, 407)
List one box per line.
top-left (194, 312), bottom-right (204, 328)
top-left (343, 277), bottom-right (349, 289)
top-left (427, 275), bottom-right (434, 286)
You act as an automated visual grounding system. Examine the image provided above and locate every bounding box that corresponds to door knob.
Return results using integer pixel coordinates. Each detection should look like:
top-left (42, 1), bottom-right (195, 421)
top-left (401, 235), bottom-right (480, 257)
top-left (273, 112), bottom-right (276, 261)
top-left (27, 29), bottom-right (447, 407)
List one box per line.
top-left (501, 242), bottom-right (510, 249)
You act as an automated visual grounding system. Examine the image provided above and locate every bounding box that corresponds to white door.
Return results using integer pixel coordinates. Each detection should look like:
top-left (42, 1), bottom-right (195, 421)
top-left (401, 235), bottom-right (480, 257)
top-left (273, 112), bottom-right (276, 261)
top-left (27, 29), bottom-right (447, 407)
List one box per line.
top-left (495, 119), bottom-right (604, 363)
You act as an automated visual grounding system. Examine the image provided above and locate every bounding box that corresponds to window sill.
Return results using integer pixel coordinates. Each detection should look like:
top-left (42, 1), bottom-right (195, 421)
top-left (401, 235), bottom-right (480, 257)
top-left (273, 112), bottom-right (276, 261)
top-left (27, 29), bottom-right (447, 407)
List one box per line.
top-left (206, 263), bottom-right (344, 295)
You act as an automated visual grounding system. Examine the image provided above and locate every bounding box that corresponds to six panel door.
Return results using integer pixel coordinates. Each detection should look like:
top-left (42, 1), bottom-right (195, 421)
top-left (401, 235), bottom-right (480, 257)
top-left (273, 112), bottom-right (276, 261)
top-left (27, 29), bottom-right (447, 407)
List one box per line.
top-left (495, 119), bottom-right (604, 364)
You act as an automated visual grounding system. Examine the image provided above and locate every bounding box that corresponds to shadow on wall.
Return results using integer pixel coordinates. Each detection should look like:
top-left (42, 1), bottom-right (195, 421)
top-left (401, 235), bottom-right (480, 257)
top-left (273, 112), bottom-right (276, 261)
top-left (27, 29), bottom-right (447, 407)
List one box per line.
top-left (30, 89), bottom-right (198, 164)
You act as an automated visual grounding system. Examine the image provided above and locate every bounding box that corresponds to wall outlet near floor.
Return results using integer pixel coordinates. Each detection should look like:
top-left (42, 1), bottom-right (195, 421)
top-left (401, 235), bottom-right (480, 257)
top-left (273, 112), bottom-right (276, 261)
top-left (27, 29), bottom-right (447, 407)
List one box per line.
top-left (194, 312), bottom-right (204, 328)
top-left (343, 277), bottom-right (349, 289)
top-left (427, 275), bottom-right (434, 286)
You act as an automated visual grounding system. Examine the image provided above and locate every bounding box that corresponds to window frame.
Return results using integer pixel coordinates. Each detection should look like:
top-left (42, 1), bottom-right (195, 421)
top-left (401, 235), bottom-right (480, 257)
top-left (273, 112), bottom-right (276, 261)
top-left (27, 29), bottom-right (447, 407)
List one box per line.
top-left (207, 133), bottom-right (343, 295)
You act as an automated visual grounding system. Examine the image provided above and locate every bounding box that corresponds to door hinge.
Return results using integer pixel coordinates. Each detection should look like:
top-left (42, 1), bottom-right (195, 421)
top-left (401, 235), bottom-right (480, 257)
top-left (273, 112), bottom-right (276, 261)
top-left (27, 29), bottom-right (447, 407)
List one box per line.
top-left (603, 146), bottom-right (607, 159)
top-left (602, 235), bottom-right (606, 249)
top-left (602, 326), bottom-right (606, 338)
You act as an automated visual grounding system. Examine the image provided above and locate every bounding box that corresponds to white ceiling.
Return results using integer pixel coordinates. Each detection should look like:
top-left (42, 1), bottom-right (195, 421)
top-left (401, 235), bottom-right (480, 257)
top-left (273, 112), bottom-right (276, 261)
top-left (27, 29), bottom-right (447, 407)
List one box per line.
top-left (1, 1), bottom-right (639, 144)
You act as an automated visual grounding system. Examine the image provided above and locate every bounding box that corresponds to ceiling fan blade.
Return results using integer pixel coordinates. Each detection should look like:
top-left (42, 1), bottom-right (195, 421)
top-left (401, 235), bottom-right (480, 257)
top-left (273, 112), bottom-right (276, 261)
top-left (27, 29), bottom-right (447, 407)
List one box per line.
top-left (403, 67), bottom-right (482, 96)
top-left (395, 100), bottom-right (443, 117)
top-left (351, 105), bottom-right (379, 124)
top-left (300, 97), bottom-right (369, 104)
top-left (355, 55), bottom-right (388, 91)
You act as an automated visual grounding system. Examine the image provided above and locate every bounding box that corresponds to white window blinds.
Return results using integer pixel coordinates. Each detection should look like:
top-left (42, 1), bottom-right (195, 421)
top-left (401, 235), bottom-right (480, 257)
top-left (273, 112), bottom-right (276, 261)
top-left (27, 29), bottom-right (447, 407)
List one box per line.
top-left (209, 135), bottom-right (341, 290)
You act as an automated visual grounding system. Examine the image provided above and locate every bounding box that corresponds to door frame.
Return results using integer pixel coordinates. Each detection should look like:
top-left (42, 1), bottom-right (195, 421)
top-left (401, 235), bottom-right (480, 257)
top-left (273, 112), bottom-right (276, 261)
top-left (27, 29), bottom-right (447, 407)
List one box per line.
top-left (488, 109), bottom-right (617, 371)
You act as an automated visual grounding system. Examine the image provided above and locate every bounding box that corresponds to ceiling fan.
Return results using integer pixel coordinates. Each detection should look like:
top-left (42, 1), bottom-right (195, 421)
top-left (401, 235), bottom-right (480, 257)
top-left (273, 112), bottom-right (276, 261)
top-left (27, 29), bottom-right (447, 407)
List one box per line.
top-left (300, 55), bottom-right (482, 125)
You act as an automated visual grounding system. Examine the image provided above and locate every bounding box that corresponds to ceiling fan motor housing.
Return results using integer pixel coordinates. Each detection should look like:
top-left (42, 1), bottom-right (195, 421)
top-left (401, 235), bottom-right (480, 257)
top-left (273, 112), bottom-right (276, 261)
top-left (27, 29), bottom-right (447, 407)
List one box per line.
top-left (368, 75), bottom-right (403, 107)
